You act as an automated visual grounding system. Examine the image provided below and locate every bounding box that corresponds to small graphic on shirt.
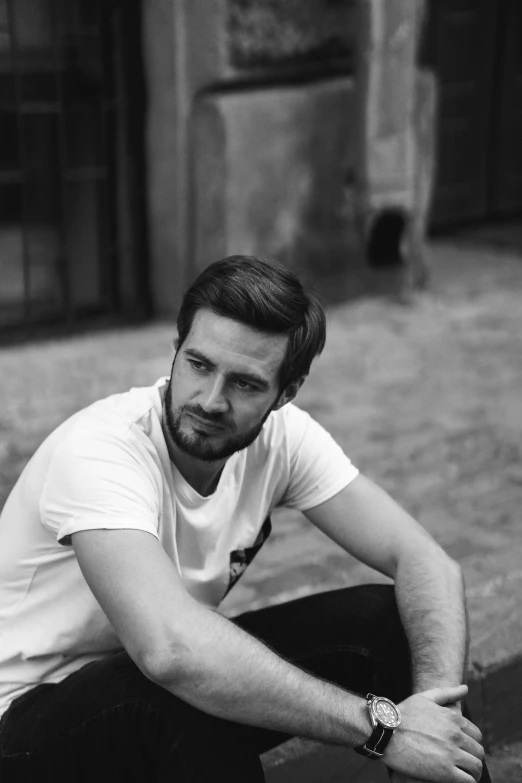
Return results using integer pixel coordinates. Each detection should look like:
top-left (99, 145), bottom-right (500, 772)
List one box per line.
top-left (226, 516), bottom-right (272, 595)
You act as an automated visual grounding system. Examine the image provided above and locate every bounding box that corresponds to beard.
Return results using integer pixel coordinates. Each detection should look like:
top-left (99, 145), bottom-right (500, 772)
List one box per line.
top-left (164, 378), bottom-right (275, 462)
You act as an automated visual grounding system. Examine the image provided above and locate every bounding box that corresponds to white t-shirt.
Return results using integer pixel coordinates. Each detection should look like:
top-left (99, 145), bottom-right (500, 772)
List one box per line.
top-left (0, 377), bottom-right (358, 717)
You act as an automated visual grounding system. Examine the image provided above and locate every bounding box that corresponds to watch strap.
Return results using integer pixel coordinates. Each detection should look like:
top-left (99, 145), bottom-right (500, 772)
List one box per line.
top-left (354, 723), bottom-right (394, 759)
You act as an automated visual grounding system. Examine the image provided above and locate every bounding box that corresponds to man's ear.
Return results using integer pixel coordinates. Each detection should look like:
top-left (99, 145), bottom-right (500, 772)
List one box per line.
top-left (273, 376), bottom-right (306, 411)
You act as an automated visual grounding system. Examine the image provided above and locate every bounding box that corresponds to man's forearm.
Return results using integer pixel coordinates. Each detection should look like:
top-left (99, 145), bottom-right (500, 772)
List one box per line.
top-left (141, 580), bottom-right (483, 783)
top-left (142, 600), bottom-right (371, 746)
top-left (394, 542), bottom-right (468, 693)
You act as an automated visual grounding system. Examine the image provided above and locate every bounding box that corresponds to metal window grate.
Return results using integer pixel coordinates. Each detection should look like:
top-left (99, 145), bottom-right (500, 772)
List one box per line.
top-left (0, 0), bottom-right (148, 336)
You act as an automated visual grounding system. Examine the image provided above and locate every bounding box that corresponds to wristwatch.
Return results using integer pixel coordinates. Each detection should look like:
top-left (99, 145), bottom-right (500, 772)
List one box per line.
top-left (354, 693), bottom-right (401, 760)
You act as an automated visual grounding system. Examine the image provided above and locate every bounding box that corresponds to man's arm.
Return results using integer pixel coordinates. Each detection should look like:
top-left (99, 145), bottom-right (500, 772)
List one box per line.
top-left (73, 524), bottom-right (483, 782)
top-left (303, 473), bottom-right (467, 693)
top-left (73, 528), bottom-right (370, 744)
top-left (305, 473), bottom-right (486, 780)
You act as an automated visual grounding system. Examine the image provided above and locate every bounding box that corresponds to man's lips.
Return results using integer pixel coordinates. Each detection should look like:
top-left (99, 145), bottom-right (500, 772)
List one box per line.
top-left (186, 412), bottom-right (226, 432)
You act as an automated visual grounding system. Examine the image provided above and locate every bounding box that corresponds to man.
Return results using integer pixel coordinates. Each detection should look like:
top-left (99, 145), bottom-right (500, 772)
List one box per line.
top-left (0, 256), bottom-right (488, 782)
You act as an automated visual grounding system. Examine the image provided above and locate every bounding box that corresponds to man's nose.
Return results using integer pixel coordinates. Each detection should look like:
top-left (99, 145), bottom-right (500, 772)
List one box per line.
top-left (199, 376), bottom-right (229, 415)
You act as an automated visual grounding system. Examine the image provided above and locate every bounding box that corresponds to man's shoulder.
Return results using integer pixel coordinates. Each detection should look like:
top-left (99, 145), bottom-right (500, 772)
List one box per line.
top-left (87, 377), bottom-right (167, 430)
top-left (254, 403), bottom-right (315, 456)
top-left (266, 402), bottom-right (314, 434)
top-left (75, 378), bottom-right (165, 432)
top-left (42, 378), bottom-right (168, 464)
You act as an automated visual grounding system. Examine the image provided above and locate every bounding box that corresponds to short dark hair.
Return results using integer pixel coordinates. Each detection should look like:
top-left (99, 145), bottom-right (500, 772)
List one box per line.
top-left (176, 255), bottom-right (326, 390)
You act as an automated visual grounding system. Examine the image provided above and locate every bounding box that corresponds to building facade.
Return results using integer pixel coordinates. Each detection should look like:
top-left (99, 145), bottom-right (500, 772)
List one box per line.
top-left (0, 0), bottom-right (520, 337)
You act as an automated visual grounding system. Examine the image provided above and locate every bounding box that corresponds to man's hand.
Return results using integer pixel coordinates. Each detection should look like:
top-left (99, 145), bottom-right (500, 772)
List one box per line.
top-left (383, 685), bottom-right (484, 783)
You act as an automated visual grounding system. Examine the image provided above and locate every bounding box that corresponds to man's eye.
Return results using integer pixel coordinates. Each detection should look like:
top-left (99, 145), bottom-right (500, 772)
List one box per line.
top-left (235, 379), bottom-right (255, 391)
top-left (189, 360), bottom-right (207, 372)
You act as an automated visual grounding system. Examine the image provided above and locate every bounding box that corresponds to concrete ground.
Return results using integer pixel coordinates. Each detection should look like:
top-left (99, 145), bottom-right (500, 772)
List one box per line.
top-left (1, 233), bottom-right (522, 776)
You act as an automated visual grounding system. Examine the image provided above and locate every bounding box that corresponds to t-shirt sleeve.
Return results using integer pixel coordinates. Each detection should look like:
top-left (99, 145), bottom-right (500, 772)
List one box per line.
top-left (40, 425), bottom-right (161, 545)
top-left (280, 405), bottom-right (359, 511)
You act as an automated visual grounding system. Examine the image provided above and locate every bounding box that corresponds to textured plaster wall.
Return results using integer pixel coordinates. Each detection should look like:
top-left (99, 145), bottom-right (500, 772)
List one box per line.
top-left (143, 1), bottom-right (427, 314)
top-left (193, 79), bottom-right (365, 300)
top-left (143, 0), bottom-right (360, 315)
top-left (142, 0), bottom-right (188, 315)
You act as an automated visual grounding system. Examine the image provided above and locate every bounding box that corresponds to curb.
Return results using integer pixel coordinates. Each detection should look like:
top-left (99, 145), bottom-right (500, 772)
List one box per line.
top-left (468, 653), bottom-right (522, 751)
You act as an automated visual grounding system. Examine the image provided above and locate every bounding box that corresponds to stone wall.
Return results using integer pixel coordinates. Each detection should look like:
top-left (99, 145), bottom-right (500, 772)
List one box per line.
top-left (142, 0), bottom-right (432, 316)
top-left (192, 78), bottom-right (366, 301)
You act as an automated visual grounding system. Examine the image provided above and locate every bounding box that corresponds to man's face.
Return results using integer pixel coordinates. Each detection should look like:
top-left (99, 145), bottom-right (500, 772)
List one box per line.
top-left (164, 309), bottom-right (290, 462)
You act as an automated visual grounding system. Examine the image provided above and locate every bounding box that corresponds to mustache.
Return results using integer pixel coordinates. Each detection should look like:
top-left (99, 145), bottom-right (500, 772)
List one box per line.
top-left (182, 404), bottom-right (234, 429)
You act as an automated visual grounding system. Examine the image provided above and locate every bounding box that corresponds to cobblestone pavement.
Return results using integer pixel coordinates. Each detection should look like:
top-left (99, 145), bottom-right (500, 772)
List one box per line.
top-left (1, 236), bottom-right (522, 762)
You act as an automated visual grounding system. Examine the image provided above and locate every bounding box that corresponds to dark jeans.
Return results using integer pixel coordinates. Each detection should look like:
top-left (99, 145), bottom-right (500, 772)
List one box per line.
top-left (0, 585), bottom-right (490, 782)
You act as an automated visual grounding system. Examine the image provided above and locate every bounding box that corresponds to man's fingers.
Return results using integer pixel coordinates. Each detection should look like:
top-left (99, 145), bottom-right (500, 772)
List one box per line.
top-left (420, 684), bottom-right (468, 705)
top-left (456, 749), bottom-right (484, 783)
top-left (454, 770), bottom-right (481, 783)
top-left (391, 777), bottom-right (425, 783)
top-left (460, 733), bottom-right (485, 762)
top-left (460, 716), bottom-right (483, 744)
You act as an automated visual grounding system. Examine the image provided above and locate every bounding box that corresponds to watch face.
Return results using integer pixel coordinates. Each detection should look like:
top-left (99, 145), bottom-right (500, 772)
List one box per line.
top-left (372, 697), bottom-right (401, 729)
